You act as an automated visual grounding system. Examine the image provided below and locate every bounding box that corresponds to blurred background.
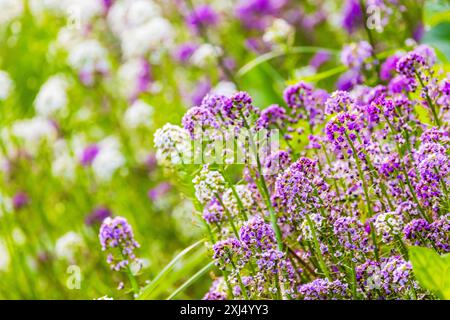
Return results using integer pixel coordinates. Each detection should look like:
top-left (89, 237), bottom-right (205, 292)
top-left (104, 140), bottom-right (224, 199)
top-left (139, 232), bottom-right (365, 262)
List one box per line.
top-left (0, 0), bottom-right (448, 299)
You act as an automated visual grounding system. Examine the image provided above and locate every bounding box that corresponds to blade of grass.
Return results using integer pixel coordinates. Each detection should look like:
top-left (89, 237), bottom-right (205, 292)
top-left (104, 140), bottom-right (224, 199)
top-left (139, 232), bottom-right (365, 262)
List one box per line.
top-left (166, 261), bottom-right (214, 300)
top-left (237, 47), bottom-right (339, 78)
top-left (138, 239), bottom-right (205, 299)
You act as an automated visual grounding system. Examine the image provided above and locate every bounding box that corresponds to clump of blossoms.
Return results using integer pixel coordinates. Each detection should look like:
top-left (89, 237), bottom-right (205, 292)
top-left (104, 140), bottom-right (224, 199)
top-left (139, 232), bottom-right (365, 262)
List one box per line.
top-left (154, 44), bottom-right (449, 300)
top-left (99, 216), bottom-right (140, 272)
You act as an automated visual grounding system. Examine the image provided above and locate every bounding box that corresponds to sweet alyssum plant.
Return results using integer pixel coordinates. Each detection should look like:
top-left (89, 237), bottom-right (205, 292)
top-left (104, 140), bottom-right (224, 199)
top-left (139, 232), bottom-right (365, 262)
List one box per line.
top-left (144, 43), bottom-right (450, 300)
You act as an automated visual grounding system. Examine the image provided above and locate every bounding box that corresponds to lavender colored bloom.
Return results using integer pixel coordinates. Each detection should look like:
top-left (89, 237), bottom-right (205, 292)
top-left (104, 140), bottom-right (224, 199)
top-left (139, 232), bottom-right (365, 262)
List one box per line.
top-left (325, 90), bottom-right (355, 115)
top-left (191, 79), bottom-right (211, 107)
top-left (430, 214), bottom-right (450, 253)
top-left (309, 50), bottom-right (331, 70)
top-left (235, 0), bottom-right (286, 30)
top-left (99, 216), bottom-right (140, 271)
top-left (256, 104), bottom-right (287, 130)
top-left (147, 182), bottom-right (172, 201)
top-left (256, 249), bottom-right (284, 274)
top-left (403, 219), bottom-right (431, 246)
top-left (332, 216), bottom-right (370, 257)
top-left (239, 216), bottom-right (276, 251)
top-left (186, 5), bottom-right (219, 33)
top-left (263, 150), bottom-right (291, 176)
top-left (80, 144), bottom-right (100, 166)
top-left (12, 191), bottom-right (29, 210)
top-left (380, 54), bottom-right (401, 81)
top-left (341, 41), bottom-right (372, 70)
top-left (203, 197), bottom-right (225, 224)
top-left (396, 52), bottom-right (426, 79)
top-left (341, 0), bottom-right (363, 34)
top-left (85, 206), bottom-right (112, 226)
top-left (221, 91), bottom-right (258, 125)
top-left (172, 42), bottom-right (198, 64)
top-left (274, 157), bottom-right (318, 215)
top-left (336, 69), bottom-right (362, 91)
top-left (298, 278), bottom-right (349, 300)
top-left (212, 237), bottom-right (250, 270)
top-left (182, 105), bottom-right (219, 139)
top-left (283, 81), bottom-right (314, 109)
top-left (203, 278), bottom-right (227, 300)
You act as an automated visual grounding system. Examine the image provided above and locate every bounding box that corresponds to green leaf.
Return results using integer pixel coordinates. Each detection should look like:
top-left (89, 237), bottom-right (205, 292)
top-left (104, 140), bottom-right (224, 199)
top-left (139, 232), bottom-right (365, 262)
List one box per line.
top-left (138, 239), bottom-right (205, 300)
top-left (166, 261), bottom-right (214, 300)
top-left (409, 246), bottom-right (450, 299)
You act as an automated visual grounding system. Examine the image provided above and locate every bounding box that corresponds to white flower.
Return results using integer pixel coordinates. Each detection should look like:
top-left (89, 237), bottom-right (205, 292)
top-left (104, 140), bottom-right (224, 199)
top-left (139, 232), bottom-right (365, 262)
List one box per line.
top-left (211, 81), bottom-right (236, 97)
top-left (34, 75), bottom-right (68, 116)
top-left (117, 58), bottom-right (150, 98)
top-left (0, 70), bottom-right (13, 100)
top-left (52, 139), bottom-right (76, 180)
top-left (192, 166), bottom-right (226, 204)
top-left (124, 99), bottom-right (154, 129)
top-left (11, 117), bottom-right (57, 151)
top-left (121, 17), bottom-right (174, 59)
top-left (374, 211), bottom-right (403, 243)
top-left (0, 0), bottom-right (23, 25)
top-left (222, 185), bottom-right (254, 216)
top-left (0, 239), bottom-right (10, 271)
top-left (263, 19), bottom-right (294, 47)
top-left (154, 124), bottom-right (192, 167)
top-left (190, 44), bottom-right (222, 68)
top-left (91, 137), bottom-right (125, 181)
top-left (55, 231), bottom-right (84, 261)
top-left (107, 0), bottom-right (161, 38)
top-left (68, 39), bottom-right (109, 75)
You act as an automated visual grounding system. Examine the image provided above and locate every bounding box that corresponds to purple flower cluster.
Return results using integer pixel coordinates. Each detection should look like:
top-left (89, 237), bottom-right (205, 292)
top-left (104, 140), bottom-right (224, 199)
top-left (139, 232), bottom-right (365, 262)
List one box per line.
top-left (99, 217), bottom-right (140, 271)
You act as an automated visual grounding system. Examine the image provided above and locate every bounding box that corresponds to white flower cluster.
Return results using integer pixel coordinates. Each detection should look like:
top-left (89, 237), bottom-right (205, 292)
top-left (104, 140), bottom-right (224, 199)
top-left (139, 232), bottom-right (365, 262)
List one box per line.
top-left (263, 19), bottom-right (294, 48)
top-left (34, 75), bottom-right (68, 117)
top-left (91, 137), bottom-right (126, 181)
top-left (221, 185), bottom-right (254, 216)
top-left (55, 231), bottom-right (84, 261)
top-left (67, 39), bottom-right (110, 84)
top-left (153, 124), bottom-right (192, 167)
top-left (374, 211), bottom-right (404, 243)
top-left (0, 0), bottom-right (23, 25)
top-left (190, 44), bottom-right (222, 68)
top-left (107, 0), bottom-right (174, 60)
top-left (124, 99), bottom-right (154, 129)
top-left (192, 165), bottom-right (226, 204)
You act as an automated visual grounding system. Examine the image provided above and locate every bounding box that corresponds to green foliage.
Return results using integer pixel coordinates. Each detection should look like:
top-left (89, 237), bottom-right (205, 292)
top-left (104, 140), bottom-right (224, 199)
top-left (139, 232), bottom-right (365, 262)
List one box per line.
top-left (409, 247), bottom-right (450, 299)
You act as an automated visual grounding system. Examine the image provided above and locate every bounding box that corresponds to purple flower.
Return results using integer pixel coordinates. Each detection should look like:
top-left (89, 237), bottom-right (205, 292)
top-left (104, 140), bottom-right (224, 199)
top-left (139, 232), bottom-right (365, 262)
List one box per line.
top-left (182, 105), bottom-right (219, 139)
top-left (203, 197), bottom-right (225, 224)
top-left (80, 144), bottom-right (100, 166)
top-left (256, 104), bottom-right (287, 130)
top-left (341, 0), bottom-right (363, 34)
top-left (239, 216), bottom-right (276, 251)
top-left (380, 54), bottom-right (401, 81)
top-left (341, 41), bottom-right (372, 70)
top-left (336, 69), bottom-right (362, 91)
top-left (298, 278), bottom-right (349, 300)
top-left (309, 50), bottom-right (331, 70)
top-left (212, 237), bottom-right (250, 270)
top-left (12, 191), bottom-right (29, 210)
top-left (85, 206), bottom-right (112, 226)
top-left (172, 42), bottom-right (198, 64)
top-left (190, 79), bottom-right (212, 107)
top-left (186, 5), bottom-right (219, 33)
top-left (99, 216), bottom-right (140, 271)
top-left (274, 157), bottom-right (319, 215)
top-left (147, 182), bottom-right (172, 201)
